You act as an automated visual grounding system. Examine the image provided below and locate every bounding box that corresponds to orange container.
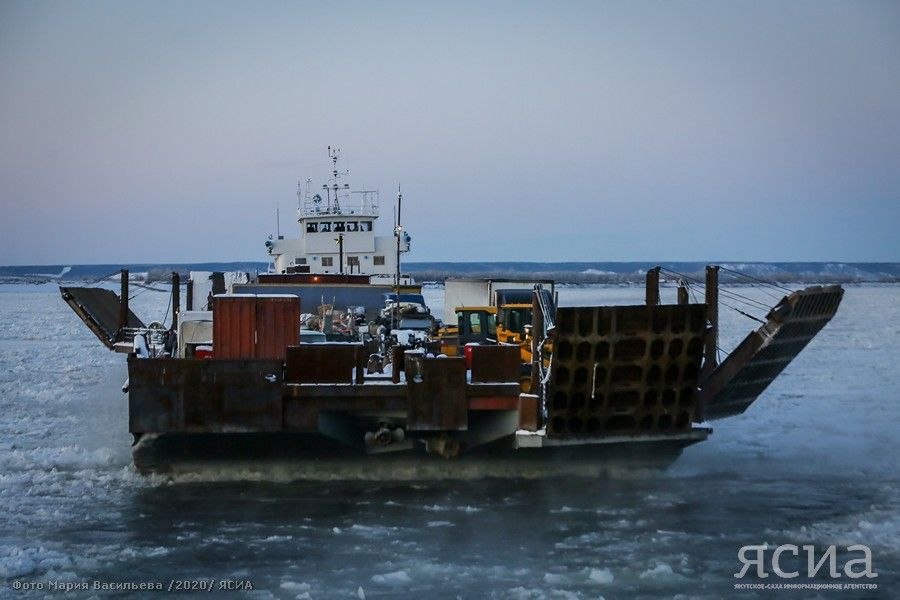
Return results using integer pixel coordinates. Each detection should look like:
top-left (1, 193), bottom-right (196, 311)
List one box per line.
top-left (213, 294), bottom-right (300, 360)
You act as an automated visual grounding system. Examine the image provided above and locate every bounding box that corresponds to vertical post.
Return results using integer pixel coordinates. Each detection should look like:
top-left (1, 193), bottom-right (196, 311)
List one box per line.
top-left (645, 266), bottom-right (660, 306)
top-left (119, 269), bottom-right (129, 337)
top-left (391, 345), bottom-right (404, 384)
top-left (530, 288), bottom-right (543, 395)
top-left (395, 186), bottom-right (403, 289)
top-left (355, 345), bottom-right (366, 384)
top-left (677, 284), bottom-right (689, 305)
top-left (704, 265), bottom-right (719, 369)
top-left (171, 271), bottom-right (180, 332)
top-left (185, 277), bottom-right (193, 311)
top-left (338, 234), bottom-right (344, 275)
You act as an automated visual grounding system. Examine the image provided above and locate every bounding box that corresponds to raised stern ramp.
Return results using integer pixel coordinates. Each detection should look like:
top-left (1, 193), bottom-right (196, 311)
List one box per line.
top-left (697, 285), bottom-right (844, 420)
top-left (60, 287), bottom-right (145, 349)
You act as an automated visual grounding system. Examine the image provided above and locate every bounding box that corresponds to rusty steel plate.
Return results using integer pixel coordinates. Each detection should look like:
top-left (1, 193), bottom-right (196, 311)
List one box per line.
top-left (285, 343), bottom-right (362, 384)
top-left (128, 357), bottom-right (284, 433)
top-left (547, 304), bottom-right (706, 438)
top-left (470, 345), bottom-right (521, 383)
top-left (405, 355), bottom-right (468, 431)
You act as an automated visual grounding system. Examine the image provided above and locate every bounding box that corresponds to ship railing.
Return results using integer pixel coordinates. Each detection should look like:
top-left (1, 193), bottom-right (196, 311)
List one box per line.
top-left (298, 201), bottom-right (379, 218)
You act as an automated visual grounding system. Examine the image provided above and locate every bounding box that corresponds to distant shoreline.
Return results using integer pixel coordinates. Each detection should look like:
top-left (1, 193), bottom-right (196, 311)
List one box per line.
top-left (1, 261), bottom-right (897, 284)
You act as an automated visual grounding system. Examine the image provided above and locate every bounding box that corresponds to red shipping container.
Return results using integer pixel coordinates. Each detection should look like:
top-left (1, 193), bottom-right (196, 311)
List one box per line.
top-left (213, 294), bottom-right (300, 360)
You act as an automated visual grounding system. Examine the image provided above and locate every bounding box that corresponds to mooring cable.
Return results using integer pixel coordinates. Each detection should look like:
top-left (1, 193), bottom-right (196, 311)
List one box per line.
top-left (719, 300), bottom-right (766, 324)
top-left (718, 266), bottom-right (795, 294)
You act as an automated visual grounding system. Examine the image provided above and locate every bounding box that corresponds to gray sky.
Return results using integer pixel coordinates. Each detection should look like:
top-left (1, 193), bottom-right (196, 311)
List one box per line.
top-left (1, 0), bottom-right (898, 265)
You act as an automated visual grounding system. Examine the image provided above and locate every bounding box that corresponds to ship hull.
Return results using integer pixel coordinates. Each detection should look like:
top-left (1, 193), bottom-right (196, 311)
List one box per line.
top-left (132, 430), bottom-right (708, 479)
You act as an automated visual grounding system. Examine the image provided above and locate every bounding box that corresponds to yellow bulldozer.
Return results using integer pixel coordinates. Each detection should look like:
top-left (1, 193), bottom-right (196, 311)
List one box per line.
top-left (437, 285), bottom-right (554, 391)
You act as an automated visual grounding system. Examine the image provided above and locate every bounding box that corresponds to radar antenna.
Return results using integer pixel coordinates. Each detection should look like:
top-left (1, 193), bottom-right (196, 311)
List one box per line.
top-left (324, 146), bottom-right (350, 214)
top-left (298, 178), bottom-right (313, 209)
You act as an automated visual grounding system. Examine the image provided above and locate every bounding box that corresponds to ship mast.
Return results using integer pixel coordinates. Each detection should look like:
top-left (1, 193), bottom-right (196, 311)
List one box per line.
top-left (395, 184), bottom-right (402, 290)
top-left (324, 146), bottom-right (349, 214)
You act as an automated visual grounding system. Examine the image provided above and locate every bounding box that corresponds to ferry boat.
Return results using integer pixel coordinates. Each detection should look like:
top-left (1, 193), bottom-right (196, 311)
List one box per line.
top-left (58, 150), bottom-right (845, 476)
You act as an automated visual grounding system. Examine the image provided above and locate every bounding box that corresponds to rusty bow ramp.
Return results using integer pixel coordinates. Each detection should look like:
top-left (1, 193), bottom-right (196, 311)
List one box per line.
top-left (697, 285), bottom-right (844, 420)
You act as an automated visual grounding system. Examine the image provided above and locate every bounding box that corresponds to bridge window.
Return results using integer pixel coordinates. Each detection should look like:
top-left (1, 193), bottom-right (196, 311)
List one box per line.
top-left (346, 222), bottom-right (359, 232)
top-left (320, 222), bottom-right (332, 233)
top-left (373, 256), bottom-right (385, 266)
top-left (361, 221), bottom-right (373, 232)
top-left (294, 258), bottom-right (307, 265)
top-left (321, 257), bottom-right (334, 267)
top-left (306, 223), bottom-right (318, 233)
top-left (334, 222), bottom-right (345, 232)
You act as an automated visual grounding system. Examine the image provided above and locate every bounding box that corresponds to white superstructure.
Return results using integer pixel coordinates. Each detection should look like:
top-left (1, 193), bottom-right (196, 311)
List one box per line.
top-left (265, 147), bottom-right (411, 281)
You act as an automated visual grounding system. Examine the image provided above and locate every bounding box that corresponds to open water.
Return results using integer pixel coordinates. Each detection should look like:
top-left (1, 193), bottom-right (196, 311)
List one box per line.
top-left (0, 282), bottom-right (897, 598)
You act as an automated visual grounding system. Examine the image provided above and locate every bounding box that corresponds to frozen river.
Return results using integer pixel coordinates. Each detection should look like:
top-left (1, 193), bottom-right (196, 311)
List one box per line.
top-left (0, 282), bottom-right (897, 598)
